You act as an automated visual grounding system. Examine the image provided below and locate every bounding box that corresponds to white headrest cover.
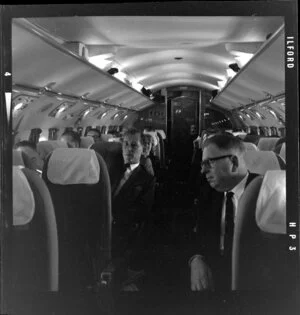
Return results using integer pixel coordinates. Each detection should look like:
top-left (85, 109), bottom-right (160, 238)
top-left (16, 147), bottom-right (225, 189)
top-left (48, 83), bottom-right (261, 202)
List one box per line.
top-left (47, 148), bottom-right (100, 185)
top-left (258, 138), bottom-right (279, 151)
top-left (13, 166), bottom-right (35, 226)
top-left (37, 140), bottom-right (68, 160)
top-left (156, 129), bottom-right (166, 139)
top-left (280, 143), bottom-right (286, 162)
top-left (80, 136), bottom-right (95, 148)
top-left (244, 151), bottom-right (281, 175)
top-left (244, 142), bottom-right (258, 151)
top-left (256, 170), bottom-right (286, 234)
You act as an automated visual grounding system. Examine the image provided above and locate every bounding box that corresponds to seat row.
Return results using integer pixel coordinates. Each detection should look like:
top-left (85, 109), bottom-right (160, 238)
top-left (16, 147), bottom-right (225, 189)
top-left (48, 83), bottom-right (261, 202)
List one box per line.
top-left (12, 147), bottom-right (112, 298)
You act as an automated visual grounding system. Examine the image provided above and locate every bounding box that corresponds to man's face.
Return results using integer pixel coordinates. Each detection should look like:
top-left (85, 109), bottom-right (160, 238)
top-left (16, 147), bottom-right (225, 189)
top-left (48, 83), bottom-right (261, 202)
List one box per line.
top-left (17, 146), bottom-right (44, 171)
top-left (87, 131), bottom-right (101, 143)
top-left (60, 135), bottom-right (78, 148)
top-left (122, 133), bottom-right (143, 164)
top-left (201, 143), bottom-right (234, 192)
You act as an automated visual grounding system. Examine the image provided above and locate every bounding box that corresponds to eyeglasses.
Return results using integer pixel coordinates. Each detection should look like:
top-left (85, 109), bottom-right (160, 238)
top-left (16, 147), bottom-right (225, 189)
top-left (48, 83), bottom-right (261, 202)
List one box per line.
top-left (201, 154), bottom-right (233, 169)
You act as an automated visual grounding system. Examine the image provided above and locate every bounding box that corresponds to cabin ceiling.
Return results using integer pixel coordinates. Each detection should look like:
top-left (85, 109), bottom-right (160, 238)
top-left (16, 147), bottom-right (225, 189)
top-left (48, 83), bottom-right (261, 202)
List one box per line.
top-left (26, 16), bottom-right (283, 92)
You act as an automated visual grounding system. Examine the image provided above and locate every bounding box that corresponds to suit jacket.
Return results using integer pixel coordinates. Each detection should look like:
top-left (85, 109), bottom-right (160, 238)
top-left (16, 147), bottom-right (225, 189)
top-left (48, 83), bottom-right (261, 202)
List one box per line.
top-left (111, 164), bottom-right (156, 256)
top-left (140, 156), bottom-right (155, 176)
top-left (192, 172), bottom-right (259, 289)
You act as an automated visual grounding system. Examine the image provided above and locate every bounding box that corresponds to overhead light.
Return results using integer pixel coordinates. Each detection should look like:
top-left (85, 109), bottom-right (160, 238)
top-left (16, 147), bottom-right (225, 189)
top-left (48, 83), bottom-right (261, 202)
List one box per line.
top-left (107, 67), bottom-right (119, 75)
top-left (131, 80), bottom-right (143, 91)
top-left (228, 63), bottom-right (240, 73)
top-left (217, 80), bottom-right (226, 89)
top-left (226, 68), bottom-right (236, 78)
top-left (89, 54), bottom-right (113, 70)
top-left (234, 52), bottom-right (254, 68)
top-left (113, 71), bottom-right (127, 82)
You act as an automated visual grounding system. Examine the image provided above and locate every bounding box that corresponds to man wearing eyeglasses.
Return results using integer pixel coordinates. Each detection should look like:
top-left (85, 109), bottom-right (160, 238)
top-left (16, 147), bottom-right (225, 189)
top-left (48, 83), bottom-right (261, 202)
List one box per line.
top-left (189, 133), bottom-right (259, 291)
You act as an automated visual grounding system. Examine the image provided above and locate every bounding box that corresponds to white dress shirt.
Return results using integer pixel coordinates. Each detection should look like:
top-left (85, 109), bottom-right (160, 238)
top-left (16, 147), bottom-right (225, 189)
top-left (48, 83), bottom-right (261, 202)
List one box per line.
top-left (220, 172), bottom-right (249, 253)
top-left (190, 172), bottom-right (249, 265)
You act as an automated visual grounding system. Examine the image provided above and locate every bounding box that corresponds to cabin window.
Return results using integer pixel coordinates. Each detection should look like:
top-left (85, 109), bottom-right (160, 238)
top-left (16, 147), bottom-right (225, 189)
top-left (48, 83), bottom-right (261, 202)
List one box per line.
top-left (48, 101), bottom-right (76, 118)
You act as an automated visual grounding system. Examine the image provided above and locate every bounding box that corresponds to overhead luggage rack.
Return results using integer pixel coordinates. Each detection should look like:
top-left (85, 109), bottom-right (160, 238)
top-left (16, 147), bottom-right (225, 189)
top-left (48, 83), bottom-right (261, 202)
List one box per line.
top-left (212, 25), bottom-right (285, 111)
top-left (12, 18), bottom-right (154, 111)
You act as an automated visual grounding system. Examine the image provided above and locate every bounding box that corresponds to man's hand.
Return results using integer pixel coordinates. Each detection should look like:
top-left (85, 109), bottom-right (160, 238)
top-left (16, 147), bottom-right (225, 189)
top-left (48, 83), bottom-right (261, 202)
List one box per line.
top-left (190, 256), bottom-right (214, 291)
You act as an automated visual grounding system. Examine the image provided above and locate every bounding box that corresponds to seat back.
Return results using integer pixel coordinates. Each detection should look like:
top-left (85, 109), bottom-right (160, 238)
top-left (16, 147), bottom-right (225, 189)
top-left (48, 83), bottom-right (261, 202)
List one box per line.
top-left (243, 142), bottom-right (258, 151)
top-left (244, 150), bottom-right (285, 174)
top-left (257, 137), bottom-right (280, 151)
top-left (232, 170), bottom-right (292, 290)
top-left (243, 134), bottom-right (261, 145)
top-left (91, 141), bottom-right (124, 190)
top-left (12, 166), bottom-right (58, 292)
top-left (42, 148), bottom-right (111, 291)
top-left (80, 136), bottom-right (94, 148)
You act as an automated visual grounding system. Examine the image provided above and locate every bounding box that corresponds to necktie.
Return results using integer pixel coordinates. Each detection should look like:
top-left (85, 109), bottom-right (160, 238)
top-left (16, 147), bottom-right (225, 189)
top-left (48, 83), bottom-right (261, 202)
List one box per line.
top-left (224, 191), bottom-right (235, 256)
top-left (113, 164), bottom-right (131, 197)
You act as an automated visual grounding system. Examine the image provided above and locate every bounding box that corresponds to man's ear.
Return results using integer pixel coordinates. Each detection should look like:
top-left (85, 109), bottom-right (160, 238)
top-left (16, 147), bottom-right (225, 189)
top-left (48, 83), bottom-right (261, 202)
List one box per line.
top-left (231, 155), bottom-right (239, 172)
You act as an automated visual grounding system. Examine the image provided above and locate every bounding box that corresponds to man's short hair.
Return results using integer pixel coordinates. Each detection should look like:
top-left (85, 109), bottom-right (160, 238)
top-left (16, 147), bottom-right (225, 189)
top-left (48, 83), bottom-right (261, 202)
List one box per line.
top-left (122, 127), bottom-right (142, 140)
top-left (86, 128), bottom-right (101, 137)
top-left (15, 140), bottom-right (37, 151)
top-left (203, 133), bottom-right (245, 154)
top-left (61, 130), bottom-right (81, 146)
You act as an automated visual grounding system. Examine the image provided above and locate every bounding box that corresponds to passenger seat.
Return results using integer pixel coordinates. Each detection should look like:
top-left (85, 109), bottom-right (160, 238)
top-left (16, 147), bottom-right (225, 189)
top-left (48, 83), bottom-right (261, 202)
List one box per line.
top-left (11, 166), bottom-right (58, 292)
top-left (244, 150), bottom-right (285, 174)
top-left (42, 148), bottom-right (112, 292)
top-left (257, 137), bottom-right (280, 151)
top-left (232, 170), bottom-right (292, 290)
top-left (243, 142), bottom-right (258, 151)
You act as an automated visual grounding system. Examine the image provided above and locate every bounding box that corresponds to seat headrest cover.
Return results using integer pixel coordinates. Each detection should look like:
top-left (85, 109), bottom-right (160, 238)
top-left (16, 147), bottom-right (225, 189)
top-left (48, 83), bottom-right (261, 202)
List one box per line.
top-left (13, 166), bottom-right (35, 226)
top-left (13, 149), bottom-right (25, 166)
top-left (244, 151), bottom-right (281, 174)
top-left (243, 142), bottom-right (258, 151)
top-left (37, 140), bottom-right (68, 160)
top-left (47, 148), bottom-right (100, 185)
top-left (80, 136), bottom-right (95, 148)
top-left (256, 170), bottom-right (286, 234)
top-left (156, 129), bottom-right (166, 139)
top-left (280, 143), bottom-right (286, 161)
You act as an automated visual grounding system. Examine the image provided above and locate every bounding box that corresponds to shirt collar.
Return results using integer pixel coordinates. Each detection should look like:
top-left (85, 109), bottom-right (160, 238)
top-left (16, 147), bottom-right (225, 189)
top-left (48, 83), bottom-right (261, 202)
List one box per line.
top-left (229, 172), bottom-right (249, 202)
top-left (128, 163), bottom-right (139, 172)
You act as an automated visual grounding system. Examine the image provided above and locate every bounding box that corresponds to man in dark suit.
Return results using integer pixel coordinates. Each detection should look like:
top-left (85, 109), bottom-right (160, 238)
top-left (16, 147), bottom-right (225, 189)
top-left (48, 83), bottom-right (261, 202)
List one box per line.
top-left (189, 133), bottom-right (259, 291)
top-left (111, 128), bottom-right (156, 289)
